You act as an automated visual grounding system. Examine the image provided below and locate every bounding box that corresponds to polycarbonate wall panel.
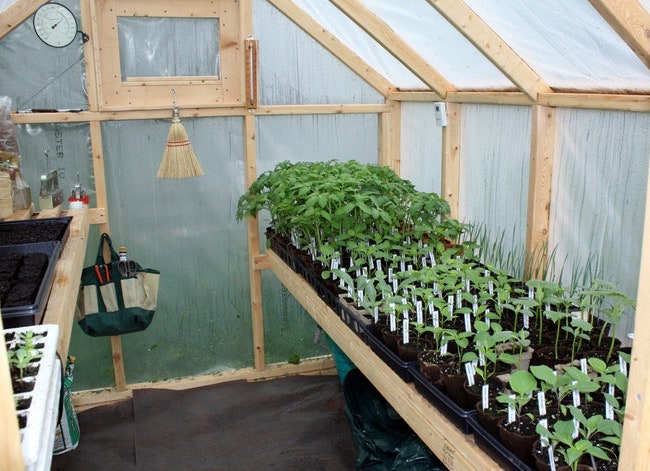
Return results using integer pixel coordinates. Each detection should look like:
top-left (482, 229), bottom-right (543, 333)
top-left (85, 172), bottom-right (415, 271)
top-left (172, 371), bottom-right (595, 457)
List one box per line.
top-left (549, 109), bottom-right (650, 338)
top-left (399, 102), bottom-right (443, 194)
top-left (459, 104), bottom-right (532, 277)
top-left (466, 0), bottom-right (650, 93)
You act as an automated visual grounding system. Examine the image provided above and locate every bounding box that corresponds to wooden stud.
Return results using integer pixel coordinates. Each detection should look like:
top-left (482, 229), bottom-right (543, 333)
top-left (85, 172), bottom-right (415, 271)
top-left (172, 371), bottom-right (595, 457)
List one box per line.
top-left (441, 102), bottom-right (461, 219)
top-left (619, 157), bottom-right (650, 470)
top-left (525, 105), bottom-right (555, 280)
top-left (244, 113), bottom-right (265, 371)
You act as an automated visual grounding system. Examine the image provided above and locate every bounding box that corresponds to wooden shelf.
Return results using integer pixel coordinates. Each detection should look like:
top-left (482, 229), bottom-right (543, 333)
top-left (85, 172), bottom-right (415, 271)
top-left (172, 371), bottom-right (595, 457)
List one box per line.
top-left (267, 249), bottom-right (503, 471)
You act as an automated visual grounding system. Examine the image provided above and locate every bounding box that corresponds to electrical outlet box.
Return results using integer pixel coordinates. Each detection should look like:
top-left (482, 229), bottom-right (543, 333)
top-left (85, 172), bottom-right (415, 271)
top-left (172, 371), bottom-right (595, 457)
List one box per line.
top-left (434, 102), bottom-right (447, 127)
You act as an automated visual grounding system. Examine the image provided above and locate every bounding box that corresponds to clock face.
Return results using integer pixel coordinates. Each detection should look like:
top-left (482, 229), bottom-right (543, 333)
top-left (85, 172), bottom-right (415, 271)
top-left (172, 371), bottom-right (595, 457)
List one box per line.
top-left (33, 3), bottom-right (78, 48)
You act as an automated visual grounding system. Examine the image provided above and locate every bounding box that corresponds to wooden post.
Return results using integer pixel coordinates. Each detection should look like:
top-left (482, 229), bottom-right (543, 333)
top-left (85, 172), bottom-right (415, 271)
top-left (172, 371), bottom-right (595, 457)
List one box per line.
top-left (441, 102), bottom-right (461, 219)
top-left (243, 113), bottom-right (265, 370)
top-left (524, 105), bottom-right (555, 280)
top-left (619, 158), bottom-right (650, 469)
top-left (379, 100), bottom-right (400, 172)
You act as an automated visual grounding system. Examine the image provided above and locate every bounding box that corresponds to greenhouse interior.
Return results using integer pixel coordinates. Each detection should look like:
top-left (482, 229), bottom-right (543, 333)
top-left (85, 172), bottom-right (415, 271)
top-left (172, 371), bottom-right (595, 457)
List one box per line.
top-left (1, 0), bottom-right (650, 470)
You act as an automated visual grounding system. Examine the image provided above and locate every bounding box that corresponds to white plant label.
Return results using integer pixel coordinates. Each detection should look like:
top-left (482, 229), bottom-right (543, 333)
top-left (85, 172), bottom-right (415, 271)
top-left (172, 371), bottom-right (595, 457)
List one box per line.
top-left (432, 310), bottom-right (439, 328)
top-left (422, 257), bottom-right (427, 267)
top-left (464, 312), bottom-right (472, 332)
top-left (548, 446), bottom-right (556, 471)
top-left (465, 362), bottom-right (475, 386)
top-left (440, 342), bottom-right (448, 355)
top-left (572, 381), bottom-right (580, 407)
top-left (572, 418), bottom-right (579, 439)
top-left (507, 395), bottom-right (516, 423)
top-left (388, 267), bottom-right (393, 283)
top-left (416, 301), bottom-right (423, 324)
top-left (485, 309), bottom-right (491, 328)
top-left (619, 354), bottom-right (628, 376)
top-left (448, 296), bottom-right (454, 317)
top-left (580, 358), bottom-right (588, 374)
top-left (481, 384), bottom-right (490, 409)
top-left (606, 386), bottom-right (615, 420)
top-left (538, 391), bottom-right (546, 417)
top-left (488, 280), bottom-right (493, 296)
top-left (433, 282), bottom-right (439, 296)
top-left (376, 259), bottom-right (382, 272)
top-left (429, 252), bottom-right (436, 266)
top-left (539, 418), bottom-right (549, 447)
top-left (456, 289), bottom-right (462, 309)
top-left (407, 264), bottom-right (413, 272)
top-left (528, 286), bottom-right (534, 299)
top-left (400, 259), bottom-right (405, 272)
top-left (389, 305), bottom-right (397, 331)
top-left (478, 351), bottom-right (486, 367)
top-left (357, 289), bottom-right (364, 305)
top-left (523, 310), bottom-right (530, 329)
top-left (392, 279), bottom-right (398, 294)
top-left (374, 307), bottom-right (379, 323)
top-left (402, 315), bottom-right (409, 345)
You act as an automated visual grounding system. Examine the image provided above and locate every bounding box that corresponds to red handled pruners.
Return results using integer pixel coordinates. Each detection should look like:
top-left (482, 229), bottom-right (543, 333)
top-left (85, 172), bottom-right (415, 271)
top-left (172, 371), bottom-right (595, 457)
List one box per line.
top-left (94, 264), bottom-right (110, 284)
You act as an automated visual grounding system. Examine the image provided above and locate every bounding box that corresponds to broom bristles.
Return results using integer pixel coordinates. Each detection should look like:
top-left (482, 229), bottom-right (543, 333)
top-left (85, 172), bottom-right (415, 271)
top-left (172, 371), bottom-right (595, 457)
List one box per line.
top-left (157, 115), bottom-right (204, 179)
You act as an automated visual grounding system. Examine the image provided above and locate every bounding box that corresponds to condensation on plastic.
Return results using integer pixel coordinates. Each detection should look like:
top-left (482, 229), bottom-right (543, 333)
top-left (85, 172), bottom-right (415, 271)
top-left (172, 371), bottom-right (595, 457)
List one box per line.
top-left (117, 17), bottom-right (220, 80)
top-left (465, 0), bottom-right (650, 93)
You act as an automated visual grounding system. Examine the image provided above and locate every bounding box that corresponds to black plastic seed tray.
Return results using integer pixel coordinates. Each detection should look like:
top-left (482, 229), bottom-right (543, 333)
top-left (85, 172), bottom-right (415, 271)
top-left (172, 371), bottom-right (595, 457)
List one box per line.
top-left (365, 327), bottom-right (417, 382)
top-left (467, 416), bottom-right (533, 471)
top-left (0, 216), bottom-right (72, 249)
top-left (407, 364), bottom-right (477, 434)
top-left (0, 241), bottom-right (62, 328)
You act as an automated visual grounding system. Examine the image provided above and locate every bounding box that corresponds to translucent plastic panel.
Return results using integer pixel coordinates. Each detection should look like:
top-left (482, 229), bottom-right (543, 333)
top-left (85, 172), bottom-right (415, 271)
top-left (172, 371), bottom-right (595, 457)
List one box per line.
top-left (358, 0), bottom-right (513, 90)
top-left (255, 0), bottom-right (383, 104)
top-left (399, 102), bottom-right (443, 193)
top-left (288, 0), bottom-right (427, 90)
top-left (118, 17), bottom-right (220, 79)
top-left (459, 104), bottom-right (532, 277)
top-left (548, 109), bottom-right (650, 340)
top-left (466, 0), bottom-right (650, 93)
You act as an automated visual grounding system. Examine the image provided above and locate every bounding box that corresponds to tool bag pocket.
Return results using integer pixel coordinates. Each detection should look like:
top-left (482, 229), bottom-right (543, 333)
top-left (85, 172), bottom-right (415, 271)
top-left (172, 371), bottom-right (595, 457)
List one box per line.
top-left (76, 233), bottom-right (160, 337)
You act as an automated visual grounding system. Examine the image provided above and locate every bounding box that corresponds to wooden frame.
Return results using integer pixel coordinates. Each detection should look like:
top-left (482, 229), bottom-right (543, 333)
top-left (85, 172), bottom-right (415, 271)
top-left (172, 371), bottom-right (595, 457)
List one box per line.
top-left (92, 0), bottom-right (243, 109)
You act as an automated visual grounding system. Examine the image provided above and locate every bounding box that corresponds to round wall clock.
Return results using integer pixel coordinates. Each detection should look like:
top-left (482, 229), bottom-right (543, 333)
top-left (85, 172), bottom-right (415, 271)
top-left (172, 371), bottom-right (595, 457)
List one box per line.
top-left (33, 3), bottom-right (79, 48)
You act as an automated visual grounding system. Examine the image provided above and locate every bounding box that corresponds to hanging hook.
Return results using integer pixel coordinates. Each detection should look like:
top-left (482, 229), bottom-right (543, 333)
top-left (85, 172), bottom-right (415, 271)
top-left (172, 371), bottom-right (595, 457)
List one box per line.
top-left (171, 89), bottom-right (179, 118)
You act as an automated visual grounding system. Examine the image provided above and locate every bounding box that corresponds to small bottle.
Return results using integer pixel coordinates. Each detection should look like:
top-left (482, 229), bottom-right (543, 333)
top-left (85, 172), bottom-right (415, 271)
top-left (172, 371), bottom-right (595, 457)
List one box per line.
top-left (119, 246), bottom-right (127, 262)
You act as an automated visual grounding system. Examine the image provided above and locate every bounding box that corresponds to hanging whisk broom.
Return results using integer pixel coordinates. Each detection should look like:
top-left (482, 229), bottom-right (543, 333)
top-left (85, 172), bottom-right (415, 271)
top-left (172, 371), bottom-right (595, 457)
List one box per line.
top-left (157, 89), bottom-right (203, 179)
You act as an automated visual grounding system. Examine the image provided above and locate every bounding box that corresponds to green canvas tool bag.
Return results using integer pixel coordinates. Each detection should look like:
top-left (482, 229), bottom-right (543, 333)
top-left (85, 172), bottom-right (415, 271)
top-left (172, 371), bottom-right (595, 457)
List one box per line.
top-left (76, 233), bottom-right (159, 337)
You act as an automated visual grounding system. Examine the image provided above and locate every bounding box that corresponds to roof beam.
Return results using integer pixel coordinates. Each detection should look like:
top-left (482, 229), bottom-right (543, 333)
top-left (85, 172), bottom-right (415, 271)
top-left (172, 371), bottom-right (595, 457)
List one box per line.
top-left (425, 0), bottom-right (553, 101)
top-left (0, 0), bottom-right (48, 40)
top-left (330, 0), bottom-right (455, 98)
top-left (588, 0), bottom-right (650, 71)
top-left (268, 0), bottom-right (394, 96)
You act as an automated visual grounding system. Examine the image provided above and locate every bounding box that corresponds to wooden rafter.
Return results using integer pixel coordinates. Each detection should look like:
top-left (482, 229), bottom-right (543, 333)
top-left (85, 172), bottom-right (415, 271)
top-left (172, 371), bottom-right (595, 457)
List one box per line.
top-left (330, 0), bottom-right (454, 97)
top-left (0, 0), bottom-right (48, 40)
top-left (589, 0), bottom-right (650, 72)
top-left (425, 0), bottom-right (553, 101)
top-left (268, 0), bottom-right (394, 96)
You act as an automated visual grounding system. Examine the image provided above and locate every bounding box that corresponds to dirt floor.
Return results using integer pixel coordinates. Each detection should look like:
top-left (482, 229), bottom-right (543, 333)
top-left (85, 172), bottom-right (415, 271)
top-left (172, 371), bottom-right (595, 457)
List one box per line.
top-left (51, 374), bottom-right (358, 471)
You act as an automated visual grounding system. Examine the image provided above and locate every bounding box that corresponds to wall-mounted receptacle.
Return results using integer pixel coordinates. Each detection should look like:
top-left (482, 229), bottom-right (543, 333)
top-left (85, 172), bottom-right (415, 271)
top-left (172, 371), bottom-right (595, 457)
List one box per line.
top-left (434, 102), bottom-right (447, 127)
